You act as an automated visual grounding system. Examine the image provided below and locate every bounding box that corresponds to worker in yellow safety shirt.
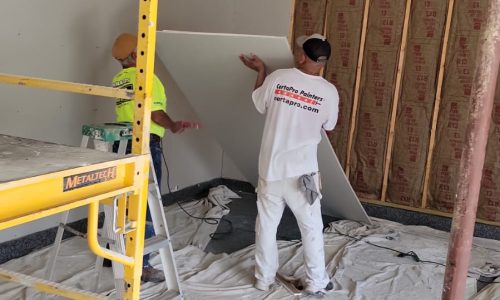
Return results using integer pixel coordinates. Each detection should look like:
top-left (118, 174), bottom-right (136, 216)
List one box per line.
top-left (111, 32), bottom-right (199, 283)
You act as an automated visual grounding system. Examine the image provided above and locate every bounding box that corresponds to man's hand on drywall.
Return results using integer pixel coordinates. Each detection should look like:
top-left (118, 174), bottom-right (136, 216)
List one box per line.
top-left (172, 121), bottom-right (201, 134)
top-left (239, 53), bottom-right (266, 73)
top-left (239, 53), bottom-right (267, 90)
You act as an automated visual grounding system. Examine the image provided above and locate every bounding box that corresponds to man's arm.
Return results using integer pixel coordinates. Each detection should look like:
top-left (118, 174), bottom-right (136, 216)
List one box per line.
top-left (239, 54), bottom-right (266, 90)
top-left (151, 110), bottom-right (184, 133)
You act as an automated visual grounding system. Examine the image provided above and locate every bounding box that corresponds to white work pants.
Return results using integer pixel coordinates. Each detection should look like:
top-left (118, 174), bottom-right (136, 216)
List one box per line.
top-left (254, 175), bottom-right (330, 291)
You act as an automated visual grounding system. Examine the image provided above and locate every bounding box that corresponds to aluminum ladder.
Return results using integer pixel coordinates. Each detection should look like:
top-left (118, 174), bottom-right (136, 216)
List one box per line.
top-left (44, 122), bottom-right (182, 299)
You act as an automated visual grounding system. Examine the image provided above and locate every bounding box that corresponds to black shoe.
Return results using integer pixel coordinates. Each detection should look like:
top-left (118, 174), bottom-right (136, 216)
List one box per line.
top-left (141, 266), bottom-right (165, 283)
top-left (305, 281), bottom-right (334, 298)
top-left (103, 243), bottom-right (112, 267)
top-left (103, 258), bottom-right (112, 267)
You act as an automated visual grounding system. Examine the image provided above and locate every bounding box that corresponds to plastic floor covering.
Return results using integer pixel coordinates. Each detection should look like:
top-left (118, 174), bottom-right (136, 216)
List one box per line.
top-left (0, 186), bottom-right (498, 300)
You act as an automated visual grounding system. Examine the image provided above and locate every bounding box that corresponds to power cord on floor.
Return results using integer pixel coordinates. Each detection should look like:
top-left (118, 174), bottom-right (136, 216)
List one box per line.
top-left (159, 140), bottom-right (233, 240)
top-left (329, 229), bottom-right (499, 284)
top-left (330, 229), bottom-right (445, 267)
top-left (175, 198), bottom-right (233, 239)
top-left (159, 140), bottom-right (173, 194)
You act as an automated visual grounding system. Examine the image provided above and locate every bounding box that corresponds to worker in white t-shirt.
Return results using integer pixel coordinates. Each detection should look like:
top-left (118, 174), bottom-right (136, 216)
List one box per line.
top-left (239, 34), bottom-right (339, 297)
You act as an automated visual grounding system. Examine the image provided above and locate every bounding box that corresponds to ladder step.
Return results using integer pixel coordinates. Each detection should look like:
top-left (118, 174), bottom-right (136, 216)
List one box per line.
top-left (76, 131), bottom-right (182, 296)
top-left (58, 224), bottom-right (116, 245)
top-left (143, 235), bottom-right (170, 255)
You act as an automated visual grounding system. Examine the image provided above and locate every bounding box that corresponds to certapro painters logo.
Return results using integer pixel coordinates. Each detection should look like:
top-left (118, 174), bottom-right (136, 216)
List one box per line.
top-left (63, 167), bottom-right (117, 192)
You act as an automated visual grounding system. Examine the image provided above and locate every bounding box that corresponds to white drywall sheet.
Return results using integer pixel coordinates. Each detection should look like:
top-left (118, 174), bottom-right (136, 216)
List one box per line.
top-left (156, 30), bottom-right (371, 224)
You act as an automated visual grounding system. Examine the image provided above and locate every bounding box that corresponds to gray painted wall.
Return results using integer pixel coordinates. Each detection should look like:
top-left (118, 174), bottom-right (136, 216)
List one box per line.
top-left (0, 0), bottom-right (140, 242)
top-left (0, 0), bottom-right (291, 242)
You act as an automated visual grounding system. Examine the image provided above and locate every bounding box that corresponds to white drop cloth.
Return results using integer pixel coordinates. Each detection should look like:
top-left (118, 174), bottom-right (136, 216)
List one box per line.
top-left (166, 185), bottom-right (239, 251)
top-left (472, 277), bottom-right (500, 300)
top-left (0, 187), bottom-right (498, 300)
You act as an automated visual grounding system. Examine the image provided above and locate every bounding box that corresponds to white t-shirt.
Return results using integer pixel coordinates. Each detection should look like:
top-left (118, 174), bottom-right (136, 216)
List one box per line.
top-left (252, 68), bottom-right (339, 181)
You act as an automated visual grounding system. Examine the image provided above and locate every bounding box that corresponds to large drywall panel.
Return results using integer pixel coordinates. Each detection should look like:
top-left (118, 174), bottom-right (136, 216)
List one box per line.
top-left (94, 0), bottom-right (296, 193)
top-left (156, 30), bottom-right (371, 223)
top-left (157, 31), bottom-right (284, 185)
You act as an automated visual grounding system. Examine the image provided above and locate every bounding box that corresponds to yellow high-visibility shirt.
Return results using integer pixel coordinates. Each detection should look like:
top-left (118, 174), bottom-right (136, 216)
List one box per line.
top-left (112, 67), bottom-right (167, 137)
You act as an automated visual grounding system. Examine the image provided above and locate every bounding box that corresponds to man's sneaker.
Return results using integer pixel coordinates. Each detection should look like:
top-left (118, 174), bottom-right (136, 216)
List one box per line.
top-left (103, 244), bottom-right (112, 267)
top-left (141, 266), bottom-right (165, 283)
top-left (254, 279), bottom-right (279, 291)
top-left (305, 281), bottom-right (334, 298)
top-left (103, 258), bottom-right (112, 267)
top-left (324, 282), bottom-right (333, 291)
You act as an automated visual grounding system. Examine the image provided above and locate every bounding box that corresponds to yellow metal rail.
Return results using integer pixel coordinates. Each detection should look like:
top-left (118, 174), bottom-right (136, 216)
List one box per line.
top-left (0, 267), bottom-right (108, 300)
top-left (0, 73), bottom-right (134, 100)
top-left (122, 1), bottom-right (159, 299)
top-left (88, 201), bottom-right (135, 267)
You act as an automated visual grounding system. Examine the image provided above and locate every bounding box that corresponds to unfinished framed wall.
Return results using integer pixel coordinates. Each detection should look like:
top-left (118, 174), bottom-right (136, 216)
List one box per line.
top-left (387, 0), bottom-right (448, 208)
top-left (292, 0), bottom-right (499, 225)
top-left (323, 0), bottom-right (365, 169)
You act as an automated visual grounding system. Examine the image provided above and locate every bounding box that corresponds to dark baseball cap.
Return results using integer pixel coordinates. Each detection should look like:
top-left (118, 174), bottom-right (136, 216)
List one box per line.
top-left (296, 34), bottom-right (331, 63)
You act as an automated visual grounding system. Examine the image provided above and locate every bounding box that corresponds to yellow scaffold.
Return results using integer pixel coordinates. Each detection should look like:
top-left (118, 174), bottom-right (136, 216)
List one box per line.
top-left (0, 1), bottom-right (166, 299)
